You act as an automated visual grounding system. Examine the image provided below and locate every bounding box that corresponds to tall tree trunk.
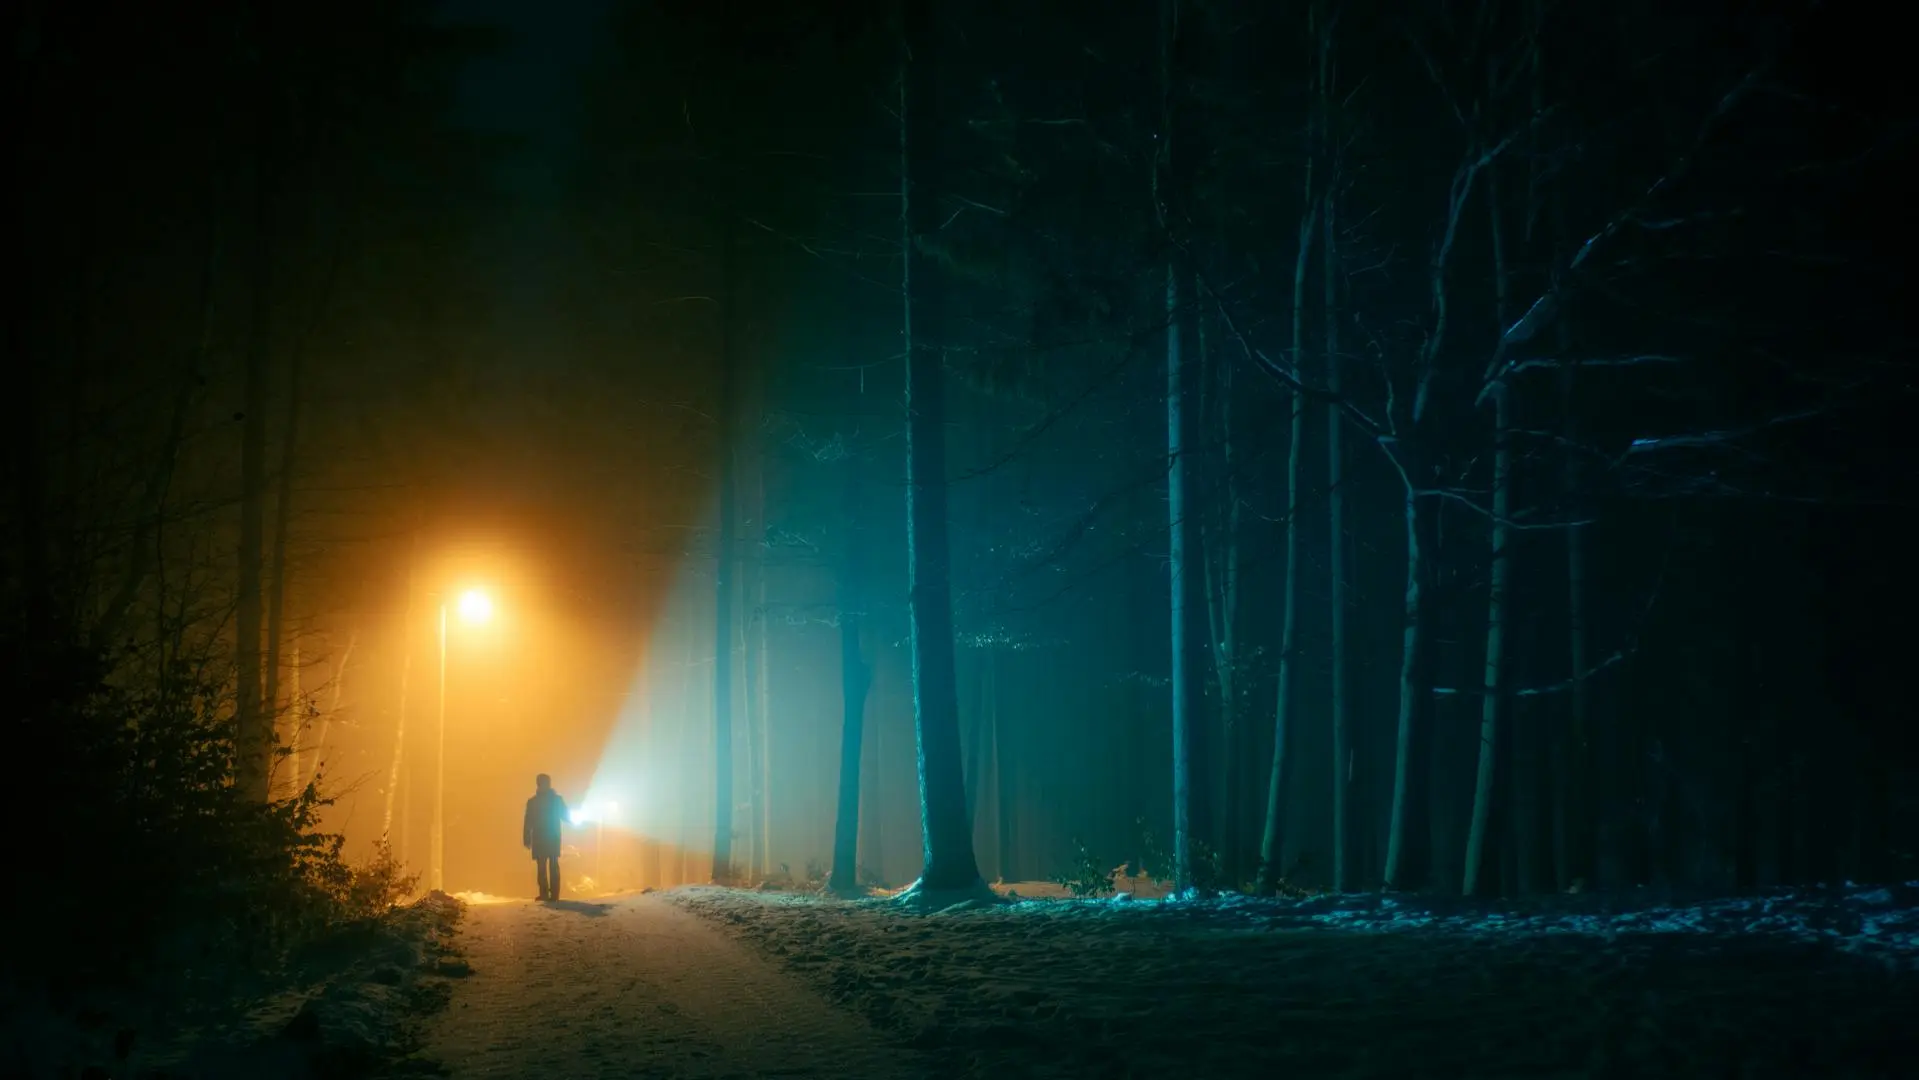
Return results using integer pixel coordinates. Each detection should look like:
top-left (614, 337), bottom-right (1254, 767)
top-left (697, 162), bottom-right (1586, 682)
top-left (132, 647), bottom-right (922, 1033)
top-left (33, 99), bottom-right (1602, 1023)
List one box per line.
top-left (264, 219), bottom-right (342, 799)
top-left (398, 758), bottom-right (411, 867)
top-left (1560, 355), bottom-right (1591, 890)
top-left (1316, 8), bottom-right (1353, 892)
top-left (382, 534), bottom-right (417, 843)
top-left (901, 0), bottom-right (983, 894)
top-left (235, 139), bottom-right (276, 803)
top-left (1202, 306), bottom-right (1242, 885)
top-left (431, 602), bottom-right (446, 891)
top-left (827, 461), bottom-right (870, 895)
top-left (742, 530), bottom-right (764, 878)
top-left (1325, 187), bottom-right (1351, 892)
top-left (309, 629), bottom-right (354, 790)
top-left (741, 385), bottom-right (767, 876)
top-left (711, 217), bottom-right (740, 884)
top-left (263, 317), bottom-right (304, 797)
top-left (1159, 0), bottom-right (1202, 894)
top-left (1166, 279), bottom-right (1198, 892)
top-left (756, 520), bottom-right (772, 876)
top-left (1463, 166), bottom-right (1515, 897)
top-left (284, 641), bottom-right (303, 798)
top-left (1385, 126), bottom-right (1484, 893)
top-left (981, 647), bottom-right (1004, 880)
top-left (993, 647), bottom-right (1013, 881)
top-left (1383, 486), bottom-right (1432, 890)
top-left (1255, 175), bottom-right (1318, 896)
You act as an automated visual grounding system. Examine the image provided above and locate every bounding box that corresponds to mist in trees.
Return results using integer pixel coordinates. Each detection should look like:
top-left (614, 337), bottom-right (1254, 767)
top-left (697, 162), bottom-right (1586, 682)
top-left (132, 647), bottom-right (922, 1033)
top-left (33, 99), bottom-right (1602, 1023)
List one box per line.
top-left (563, 0), bottom-right (1912, 901)
top-left (9, 0), bottom-right (1914, 1045)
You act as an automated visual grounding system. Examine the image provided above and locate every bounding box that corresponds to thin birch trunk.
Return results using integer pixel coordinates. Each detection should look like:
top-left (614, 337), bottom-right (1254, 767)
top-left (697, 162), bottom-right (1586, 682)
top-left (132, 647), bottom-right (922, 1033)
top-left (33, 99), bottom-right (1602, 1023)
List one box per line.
top-left (284, 641), bottom-right (303, 798)
top-left (827, 460), bottom-right (870, 895)
top-left (1254, 178), bottom-right (1317, 896)
top-left (1326, 187), bottom-right (1351, 892)
top-left (308, 629), bottom-right (355, 790)
top-left (1201, 306), bottom-right (1242, 885)
top-left (1463, 164), bottom-right (1515, 897)
top-left (993, 648), bottom-right (1013, 881)
top-left (235, 135), bottom-right (275, 802)
top-left (756, 538), bottom-right (771, 875)
top-left (1158, 0), bottom-right (1202, 893)
top-left (711, 212), bottom-right (739, 884)
top-left (381, 534), bottom-right (417, 843)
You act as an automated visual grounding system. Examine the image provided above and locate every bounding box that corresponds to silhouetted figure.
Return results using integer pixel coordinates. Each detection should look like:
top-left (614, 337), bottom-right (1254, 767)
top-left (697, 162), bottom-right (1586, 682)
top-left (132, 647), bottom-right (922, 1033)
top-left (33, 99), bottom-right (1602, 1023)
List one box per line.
top-left (524, 773), bottom-right (570, 901)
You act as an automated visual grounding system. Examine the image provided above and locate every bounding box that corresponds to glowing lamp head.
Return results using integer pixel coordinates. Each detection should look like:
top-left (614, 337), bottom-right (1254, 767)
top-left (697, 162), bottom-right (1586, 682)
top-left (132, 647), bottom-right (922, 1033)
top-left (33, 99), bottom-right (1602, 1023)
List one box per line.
top-left (456, 588), bottom-right (494, 624)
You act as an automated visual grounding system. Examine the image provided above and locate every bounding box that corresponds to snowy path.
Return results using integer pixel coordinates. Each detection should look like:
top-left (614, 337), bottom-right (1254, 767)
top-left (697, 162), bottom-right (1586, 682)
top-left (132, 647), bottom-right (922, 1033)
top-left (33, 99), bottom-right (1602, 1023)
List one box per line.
top-left (423, 893), bottom-right (926, 1079)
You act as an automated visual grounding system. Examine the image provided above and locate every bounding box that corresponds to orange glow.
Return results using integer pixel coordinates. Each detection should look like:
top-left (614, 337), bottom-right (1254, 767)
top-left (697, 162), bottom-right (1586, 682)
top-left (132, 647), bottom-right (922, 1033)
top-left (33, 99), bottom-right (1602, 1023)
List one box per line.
top-left (456, 588), bottom-right (495, 624)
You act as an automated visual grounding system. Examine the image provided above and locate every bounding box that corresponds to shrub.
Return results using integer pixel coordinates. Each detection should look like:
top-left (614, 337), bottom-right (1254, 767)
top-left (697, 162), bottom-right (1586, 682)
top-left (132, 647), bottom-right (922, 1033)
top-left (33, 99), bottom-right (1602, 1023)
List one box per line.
top-left (3, 639), bottom-right (402, 994)
top-left (1053, 837), bottom-right (1117, 898)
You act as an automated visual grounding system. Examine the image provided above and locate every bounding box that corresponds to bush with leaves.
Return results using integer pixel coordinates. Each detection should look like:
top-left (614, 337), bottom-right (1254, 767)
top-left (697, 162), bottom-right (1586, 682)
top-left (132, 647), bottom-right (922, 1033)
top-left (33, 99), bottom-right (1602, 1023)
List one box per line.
top-left (1053, 838), bottom-right (1117, 898)
top-left (3, 639), bottom-right (412, 997)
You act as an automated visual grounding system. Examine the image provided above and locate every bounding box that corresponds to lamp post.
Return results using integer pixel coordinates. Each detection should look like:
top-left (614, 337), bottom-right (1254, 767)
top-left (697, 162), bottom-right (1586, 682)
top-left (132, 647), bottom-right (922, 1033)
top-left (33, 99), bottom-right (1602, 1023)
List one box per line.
top-left (432, 587), bottom-right (493, 893)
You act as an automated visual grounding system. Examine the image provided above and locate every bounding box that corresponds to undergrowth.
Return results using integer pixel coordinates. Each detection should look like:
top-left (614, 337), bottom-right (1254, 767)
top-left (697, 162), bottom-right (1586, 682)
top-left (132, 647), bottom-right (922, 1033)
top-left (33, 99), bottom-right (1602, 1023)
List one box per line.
top-left (2, 638), bottom-right (417, 1000)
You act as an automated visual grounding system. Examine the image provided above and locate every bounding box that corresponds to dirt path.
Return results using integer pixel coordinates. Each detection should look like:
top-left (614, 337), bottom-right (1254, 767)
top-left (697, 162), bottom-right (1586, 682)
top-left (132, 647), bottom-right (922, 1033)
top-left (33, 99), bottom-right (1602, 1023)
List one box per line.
top-left (424, 893), bottom-right (924, 1079)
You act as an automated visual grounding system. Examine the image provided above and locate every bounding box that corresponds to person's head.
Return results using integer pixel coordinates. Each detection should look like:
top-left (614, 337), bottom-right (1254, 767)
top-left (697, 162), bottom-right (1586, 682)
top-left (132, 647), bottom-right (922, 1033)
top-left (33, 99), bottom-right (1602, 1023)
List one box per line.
top-left (535, 773), bottom-right (552, 792)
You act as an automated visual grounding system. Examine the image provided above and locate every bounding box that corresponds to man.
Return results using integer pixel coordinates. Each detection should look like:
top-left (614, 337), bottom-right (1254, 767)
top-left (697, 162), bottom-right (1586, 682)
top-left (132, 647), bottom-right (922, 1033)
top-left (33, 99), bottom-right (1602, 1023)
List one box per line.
top-left (523, 774), bottom-right (569, 901)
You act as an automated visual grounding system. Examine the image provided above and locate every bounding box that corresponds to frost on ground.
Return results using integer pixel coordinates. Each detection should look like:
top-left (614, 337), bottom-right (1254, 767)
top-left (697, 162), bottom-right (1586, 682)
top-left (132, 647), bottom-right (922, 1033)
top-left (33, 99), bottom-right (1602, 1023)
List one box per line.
top-left (671, 881), bottom-right (1919, 1079)
top-left (421, 891), bottom-right (924, 1079)
top-left (0, 891), bottom-right (467, 1079)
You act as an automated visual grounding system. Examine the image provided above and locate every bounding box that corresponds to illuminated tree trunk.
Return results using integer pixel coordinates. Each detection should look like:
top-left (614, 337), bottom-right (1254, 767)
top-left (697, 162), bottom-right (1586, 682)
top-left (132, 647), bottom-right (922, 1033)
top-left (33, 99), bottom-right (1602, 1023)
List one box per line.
top-left (284, 641), bottom-right (303, 798)
top-left (827, 461), bottom-right (869, 895)
top-left (739, 355), bottom-right (768, 878)
top-left (983, 649), bottom-right (1007, 880)
top-left (711, 216), bottom-right (739, 883)
top-left (1157, 0), bottom-right (1203, 895)
top-left (900, 0), bottom-right (983, 894)
top-left (382, 534), bottom-right (416, 843)
top-left (756, 545), bottom-right (771, 874)
top-left (309, 629), bottom-right (354, 790)
top-left (742, 513), bottom-right (766, 878)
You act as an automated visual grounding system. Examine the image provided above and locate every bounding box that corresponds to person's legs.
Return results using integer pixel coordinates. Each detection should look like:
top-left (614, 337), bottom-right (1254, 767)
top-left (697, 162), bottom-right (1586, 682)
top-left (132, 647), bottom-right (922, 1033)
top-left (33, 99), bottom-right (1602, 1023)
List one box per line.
top-left (536, 857), bottom-right (553, 900)
top-left (546, 857), bottom-right (561, 901)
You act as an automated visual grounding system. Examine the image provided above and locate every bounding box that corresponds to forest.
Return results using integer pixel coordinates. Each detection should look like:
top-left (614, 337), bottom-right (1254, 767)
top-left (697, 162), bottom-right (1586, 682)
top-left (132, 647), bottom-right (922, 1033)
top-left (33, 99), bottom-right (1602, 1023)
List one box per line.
top-left (4, 0), bottom-right (1915, 1066)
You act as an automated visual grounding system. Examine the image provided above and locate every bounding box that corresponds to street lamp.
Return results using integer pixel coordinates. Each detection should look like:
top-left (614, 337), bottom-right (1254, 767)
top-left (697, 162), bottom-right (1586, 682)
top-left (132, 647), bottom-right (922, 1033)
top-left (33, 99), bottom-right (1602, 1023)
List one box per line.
top-left (432, 587), bottom-right (494, 892)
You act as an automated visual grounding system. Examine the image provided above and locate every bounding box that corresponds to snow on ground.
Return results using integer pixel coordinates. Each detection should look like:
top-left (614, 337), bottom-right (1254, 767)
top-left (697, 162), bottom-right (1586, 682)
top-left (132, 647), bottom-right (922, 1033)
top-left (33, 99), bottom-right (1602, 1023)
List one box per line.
top-left (1, 892), bottom-right (464, 1079)
top-left (982, 879), bottom-right (1919, 969)
top-left (421, 892), bottom-right (925, 1078)
top-left (672, 882), bottom-right (1919, 1079)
